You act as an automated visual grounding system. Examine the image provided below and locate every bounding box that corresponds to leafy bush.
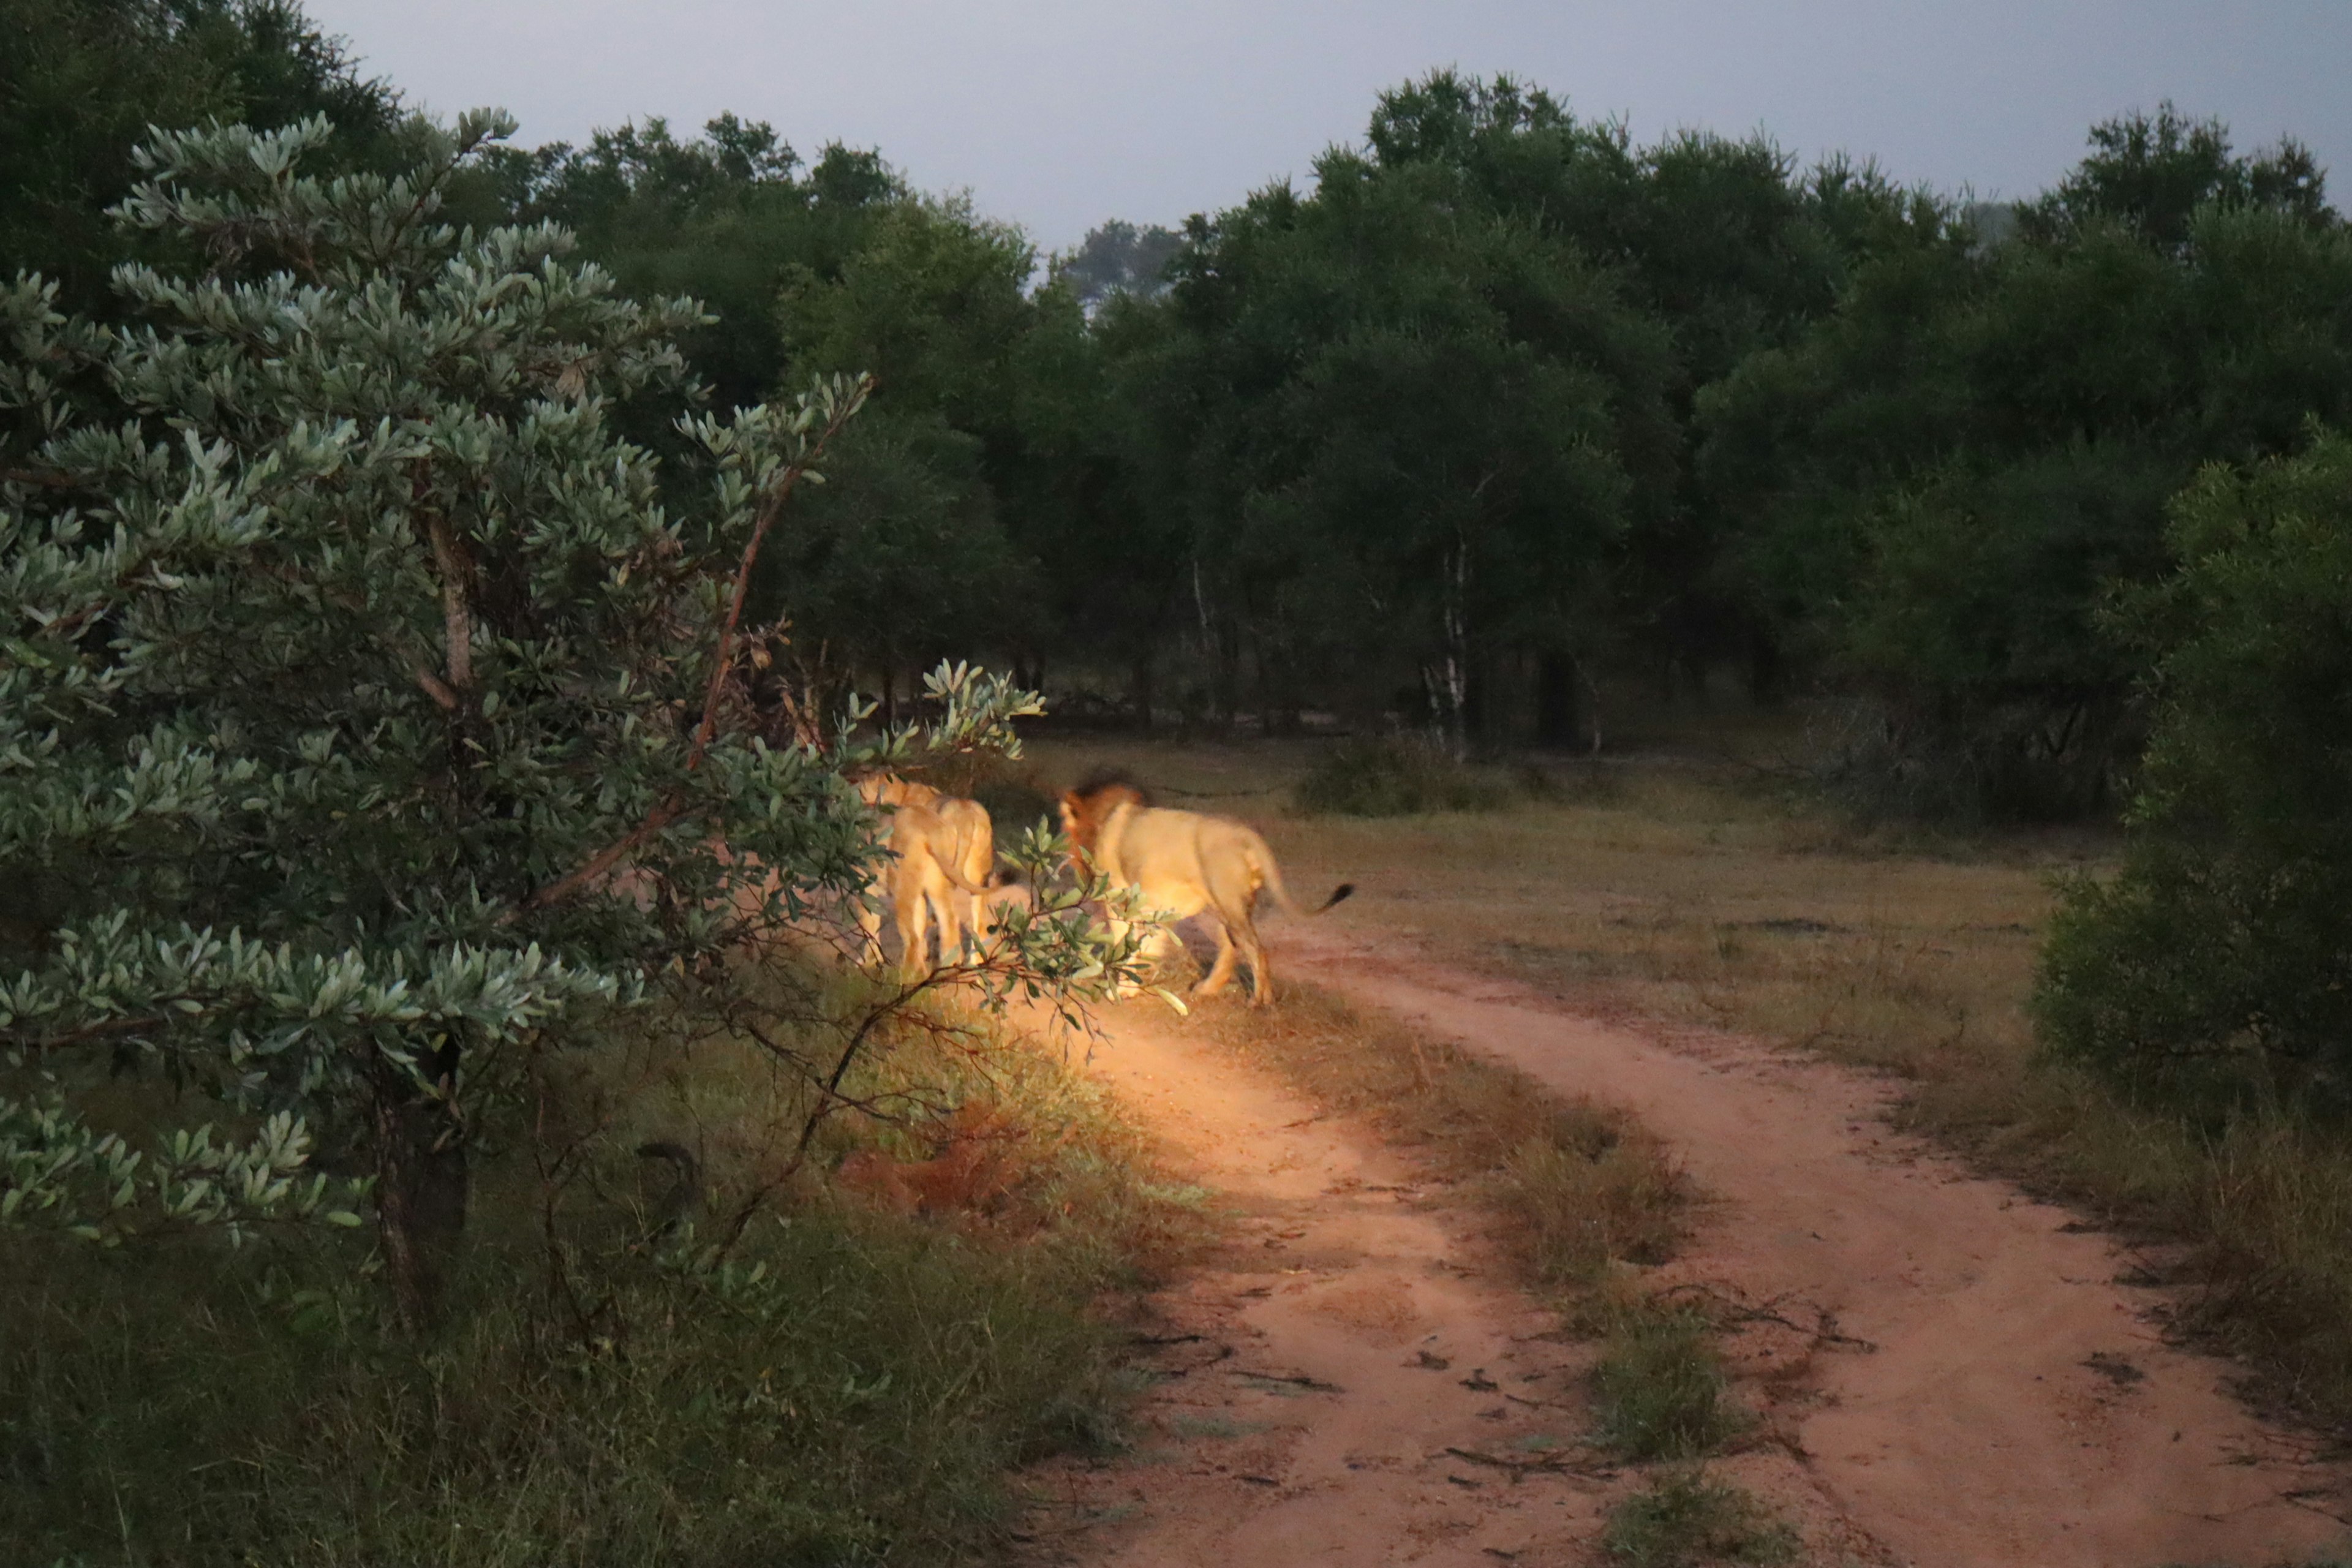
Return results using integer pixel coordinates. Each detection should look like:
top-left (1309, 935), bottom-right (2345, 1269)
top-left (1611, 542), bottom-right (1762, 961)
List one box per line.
top-left (0, 115), bottom-right (1124, 1329)
top-left (2037, 429), bottom-right (2352, 1110)
top-left (2, 963), bottom-right (1204, 1566)
top-left (1290, 736), bottom-right (1520, 816)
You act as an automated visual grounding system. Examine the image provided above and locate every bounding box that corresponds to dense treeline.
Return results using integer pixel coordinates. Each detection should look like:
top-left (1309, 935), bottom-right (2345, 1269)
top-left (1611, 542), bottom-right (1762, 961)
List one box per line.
top-left (1, 0), bottom-right (405, 311)
top-left (17, 17), bottom-right (2342, 816)
top-left (412, 75), bottom-right (2348, 827)
top-left (12, 10), bottom-right (2346, 1107)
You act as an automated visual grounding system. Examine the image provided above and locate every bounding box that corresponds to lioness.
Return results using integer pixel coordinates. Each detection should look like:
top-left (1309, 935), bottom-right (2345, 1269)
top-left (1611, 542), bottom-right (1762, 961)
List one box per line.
top-left (1059, 776), bottom-right (1352, 1006)
top-left (853, 773), bottom-right (998, 976)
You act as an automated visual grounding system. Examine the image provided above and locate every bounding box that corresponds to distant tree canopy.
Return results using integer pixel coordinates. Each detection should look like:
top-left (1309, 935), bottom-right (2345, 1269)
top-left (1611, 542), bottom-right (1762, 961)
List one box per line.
top-left (0, 0), bottom-right (402, 312)
top-left (1059, 220), bottom-right (1183, 311)
top-left (1698, 107), bottom-right (2349, 816)
top-left (12, 11), bottom-right (2343, 806)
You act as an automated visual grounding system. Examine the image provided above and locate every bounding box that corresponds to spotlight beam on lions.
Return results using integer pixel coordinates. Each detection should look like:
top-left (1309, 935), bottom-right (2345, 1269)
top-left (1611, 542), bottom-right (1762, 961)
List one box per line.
top-left (1058, 774), bottom-right (1352, 1007)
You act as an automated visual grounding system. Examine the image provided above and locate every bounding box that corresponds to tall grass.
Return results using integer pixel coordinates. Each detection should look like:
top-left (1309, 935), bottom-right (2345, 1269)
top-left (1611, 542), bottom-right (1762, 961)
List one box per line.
top-left (1587, 1302), bottom-right (1747, 1461)
top-left (1, 978), bottom-right (1207, 1566)
top-left (1601, 1469), bottom-right (1798, 1568)
top-left (2, 1216), bottom-right (1120, 1566)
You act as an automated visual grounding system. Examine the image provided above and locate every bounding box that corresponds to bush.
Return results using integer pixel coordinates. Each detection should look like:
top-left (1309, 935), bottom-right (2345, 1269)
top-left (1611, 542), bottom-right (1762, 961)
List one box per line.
top-left (1290, 736), bottom-right (1520, 816)
top-left (2037, 429), bottom-right (2352, 1110)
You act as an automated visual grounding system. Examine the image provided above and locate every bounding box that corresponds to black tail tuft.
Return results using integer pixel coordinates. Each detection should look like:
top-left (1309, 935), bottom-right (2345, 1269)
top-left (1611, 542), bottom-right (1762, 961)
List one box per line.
top-left (1319, 882), bottom-right (1357, 912)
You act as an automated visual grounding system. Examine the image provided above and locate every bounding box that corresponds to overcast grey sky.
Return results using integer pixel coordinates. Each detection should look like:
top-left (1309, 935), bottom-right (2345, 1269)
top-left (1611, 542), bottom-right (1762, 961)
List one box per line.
top-left (306, 1), bottom-right (2352, 257)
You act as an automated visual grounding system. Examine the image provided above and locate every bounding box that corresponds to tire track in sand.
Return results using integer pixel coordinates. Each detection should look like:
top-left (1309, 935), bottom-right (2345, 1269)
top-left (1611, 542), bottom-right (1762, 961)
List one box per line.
top-left (1275, 925), bottom-right (2350, 1567)
top-left (1016, 986), bottom-right (1892, 1566)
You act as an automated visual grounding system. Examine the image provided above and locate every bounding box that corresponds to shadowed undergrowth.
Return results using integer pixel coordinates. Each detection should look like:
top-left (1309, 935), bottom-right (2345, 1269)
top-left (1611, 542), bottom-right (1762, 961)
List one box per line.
top-left (1, 981), bottom-right (1207, 1567)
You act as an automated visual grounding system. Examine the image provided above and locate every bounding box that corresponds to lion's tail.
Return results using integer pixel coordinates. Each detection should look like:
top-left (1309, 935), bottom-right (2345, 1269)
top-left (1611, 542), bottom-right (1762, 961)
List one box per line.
top-left (933, 854), bottom-right (993, 898)
top-left (1254, 840), bottom-right (1355, 921)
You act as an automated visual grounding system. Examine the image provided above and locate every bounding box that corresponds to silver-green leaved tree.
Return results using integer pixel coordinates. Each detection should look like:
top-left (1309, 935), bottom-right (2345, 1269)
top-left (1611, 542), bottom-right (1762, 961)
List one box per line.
top-left (0, 113), bottom-right (1108, 1327)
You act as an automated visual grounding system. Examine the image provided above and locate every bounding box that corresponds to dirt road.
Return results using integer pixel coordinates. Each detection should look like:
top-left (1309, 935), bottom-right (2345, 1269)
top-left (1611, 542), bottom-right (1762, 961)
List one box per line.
top-left (1023, 926), bottom-right (2350, 1567)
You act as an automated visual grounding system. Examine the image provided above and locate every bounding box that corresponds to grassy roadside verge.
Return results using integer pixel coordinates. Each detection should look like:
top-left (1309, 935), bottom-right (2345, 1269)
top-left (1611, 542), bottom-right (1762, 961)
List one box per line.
top-left (1, 978), bottom-right (1207, 1566)
top-left (1183, 981), bottom-right (1798, 1563)
top-left (1251, 752), bottom-right (2352, 1430)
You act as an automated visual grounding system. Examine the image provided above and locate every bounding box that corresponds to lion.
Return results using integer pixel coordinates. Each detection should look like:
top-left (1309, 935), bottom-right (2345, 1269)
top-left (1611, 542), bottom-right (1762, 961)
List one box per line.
top-left (1059, 774), bottom-right (1352, 1006)
top-left (853, 772), bottom-right (997, 976)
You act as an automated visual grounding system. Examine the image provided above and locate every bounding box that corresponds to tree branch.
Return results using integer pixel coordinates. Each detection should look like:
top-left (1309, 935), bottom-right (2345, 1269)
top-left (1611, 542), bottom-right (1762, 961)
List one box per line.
top-left (515, 379), bottom-right (872, 919)
top-left (421, 511), bottom-right (474, 693)
top-left (684, 380), bottom-right (872, 775)
top-left (0, 466), bottom-right (78, 491)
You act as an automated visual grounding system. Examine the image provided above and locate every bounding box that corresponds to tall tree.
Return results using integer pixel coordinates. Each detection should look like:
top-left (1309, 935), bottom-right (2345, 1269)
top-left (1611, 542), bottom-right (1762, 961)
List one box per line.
top-left (0, 114), bottom-right (1080, 1325)
top-left (0, 0), bottom-right (400, 312)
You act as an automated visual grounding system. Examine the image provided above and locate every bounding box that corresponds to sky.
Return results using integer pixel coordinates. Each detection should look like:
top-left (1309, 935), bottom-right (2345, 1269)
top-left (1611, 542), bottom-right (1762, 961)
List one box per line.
top-left (306, 1), bottom-right (2352, 256)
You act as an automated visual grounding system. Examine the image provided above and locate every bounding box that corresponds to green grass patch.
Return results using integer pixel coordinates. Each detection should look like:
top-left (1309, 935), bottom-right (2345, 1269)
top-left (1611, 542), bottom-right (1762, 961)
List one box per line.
top-left (1589, 1300), bottom-right (1749, 1461)
top-left (4, 1215), bottom-right (1117, 1566)
top-left (1602, 1468), bottom-right (1798, 1567)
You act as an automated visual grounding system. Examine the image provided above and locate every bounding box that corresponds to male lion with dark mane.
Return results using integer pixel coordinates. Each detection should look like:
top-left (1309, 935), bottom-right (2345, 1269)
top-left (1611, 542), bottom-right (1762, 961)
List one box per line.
top-left (1059, 773), bottom-right (1352, 1006)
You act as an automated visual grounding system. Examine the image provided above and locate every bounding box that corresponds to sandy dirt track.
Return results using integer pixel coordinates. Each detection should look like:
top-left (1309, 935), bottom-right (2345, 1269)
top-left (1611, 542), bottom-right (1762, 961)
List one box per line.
top-left (1023, 924), bottom-right (2350, 1567)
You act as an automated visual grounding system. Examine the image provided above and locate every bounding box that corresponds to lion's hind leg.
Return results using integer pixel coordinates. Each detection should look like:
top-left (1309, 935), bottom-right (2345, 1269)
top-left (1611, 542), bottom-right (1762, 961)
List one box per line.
top-left (1196, 918), bottom-right (1240, 997)
top-left (1204, 892), bottom-right (1272, 1006)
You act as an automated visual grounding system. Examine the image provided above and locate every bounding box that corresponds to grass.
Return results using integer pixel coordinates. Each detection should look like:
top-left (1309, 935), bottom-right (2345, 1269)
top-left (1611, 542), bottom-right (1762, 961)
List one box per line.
top-left (0, 971), bottom-right (1208, 1566)
top-left (1027, 731), bottom-right (2352, 1430)
top-left (1289, 735), bottom-right (1534, 817)
top-left (1175, 982), bottom-right (1686, 1292)
top-left (1588, 1301), bottom-right (1748, 1461)
top-left (1602, 1468), bottom-right (1799, 1567)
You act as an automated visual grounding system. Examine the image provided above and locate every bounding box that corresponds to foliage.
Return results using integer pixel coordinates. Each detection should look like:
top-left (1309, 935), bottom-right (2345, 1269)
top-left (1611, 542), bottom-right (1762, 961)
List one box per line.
top-left (1589, 1300), bottom-right (1746, 1460)
top-left (1698, 111), bottom-right (2351, 816)
top-left (2024, 99), bottom-right (2331, 251)
top-left (1141, 83), bottom-right (1678, 744)
top-left (1058, 219), bottom-right (1183, 311)
top-left (1289, 736), bottom-right (1518, 817)
top-left (1602, 1469), bottom-right (1798, 1567)
top-left (2037, 428), bottom-right (2352, 1109)
top-left (470, 113), bottom-right (903, 416)
top-left (0, 114), bottom-right (1128, 1325)
top-left (0, 0), bottom-right (401, 314)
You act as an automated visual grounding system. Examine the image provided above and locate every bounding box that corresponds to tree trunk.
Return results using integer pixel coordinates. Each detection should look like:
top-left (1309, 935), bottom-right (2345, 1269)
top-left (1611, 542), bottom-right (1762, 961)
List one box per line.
top-left (1215, 622), bottom-right (1242, 736)
top-left (1435, 537), bottom-right (1471, 759)
top-left (372, 1041), bottom-right (470, 1332)
top-left (1128, 648), bottom-right (1154, 732)
top-left (1536, 649), bottom-right (1580, 747)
